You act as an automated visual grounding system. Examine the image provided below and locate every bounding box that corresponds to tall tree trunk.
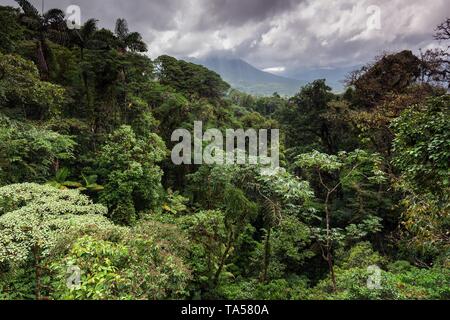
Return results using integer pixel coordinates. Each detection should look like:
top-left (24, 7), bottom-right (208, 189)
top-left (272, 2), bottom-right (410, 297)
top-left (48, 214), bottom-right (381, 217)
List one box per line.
top-left (260, 227), bottom-right (271, 283)
top-left (36, 40), bottom-right (49, 80)
top-left (83, 71), bottom-right (91, 110)
top-left (325, 192), bottom-right (337, 292)
top-left (213, 230), bottom-right (234, 287)
top-left (80, 46), bottom-right (93, 122)
top-left (81, 67), bottom-right (92, 115)
top-left (33, 246), bottom-right (42, 300)
top-left (327, 251), bottom-right (337, 292)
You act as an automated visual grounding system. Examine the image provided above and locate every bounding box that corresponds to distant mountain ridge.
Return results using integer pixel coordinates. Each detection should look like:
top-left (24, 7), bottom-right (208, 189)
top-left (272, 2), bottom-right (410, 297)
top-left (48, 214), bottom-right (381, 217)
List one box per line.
top-left (285, 66), bottom-right (359, 93)
top-left (185, 56), bottom-right (305, 96)
top-left (184, 56), bottom-right (357, 96)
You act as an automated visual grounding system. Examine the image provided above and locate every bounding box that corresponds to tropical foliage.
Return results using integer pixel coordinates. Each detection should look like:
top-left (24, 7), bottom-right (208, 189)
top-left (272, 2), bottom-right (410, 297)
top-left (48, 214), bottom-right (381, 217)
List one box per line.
top-left (0, 1), bottom-right (448, 300)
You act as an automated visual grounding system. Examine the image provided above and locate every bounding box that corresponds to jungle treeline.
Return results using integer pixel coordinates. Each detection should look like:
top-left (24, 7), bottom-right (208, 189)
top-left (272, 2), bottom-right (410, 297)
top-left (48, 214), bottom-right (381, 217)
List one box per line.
top-left (0, 2), bottom-right (448, 300)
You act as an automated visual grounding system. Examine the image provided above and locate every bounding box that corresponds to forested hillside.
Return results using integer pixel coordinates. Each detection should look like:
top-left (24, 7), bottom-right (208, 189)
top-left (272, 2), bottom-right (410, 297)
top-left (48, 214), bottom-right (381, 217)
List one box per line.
top-left (0, 2), bottom-right (448, 300)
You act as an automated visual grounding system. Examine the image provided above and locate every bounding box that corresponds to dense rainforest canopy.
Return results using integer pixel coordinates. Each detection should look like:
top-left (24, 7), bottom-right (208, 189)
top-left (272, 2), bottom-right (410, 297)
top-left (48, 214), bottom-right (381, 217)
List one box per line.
top-left (0, 1), bottom-right (448, 300)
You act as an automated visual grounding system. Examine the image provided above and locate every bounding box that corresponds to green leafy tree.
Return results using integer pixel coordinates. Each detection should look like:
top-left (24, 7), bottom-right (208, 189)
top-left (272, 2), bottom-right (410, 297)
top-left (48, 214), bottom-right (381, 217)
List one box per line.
top-left (251, 169), bottom-right (314, 283)
top-left (14, 0), bottom-right (68, 79)
top-left (114, 18), bottom-right (147, 53)
top-left (0, 52), bottom-right (66, 120)
top-left (254, 93), bottom-right (287, 116)
top-left (296, 150), bottom-right (387, 291)
top-left (185, 166), bottom-right (258, 291)
top-left (156, 55), bottom-right (230, 100)
top-left (276, 80), bottom-right (342, 155)
top-left (70, 19), bottom-right (99, 59)
top-left (0, 183), bottom-right (110, 299)
top-left (0, 116), bottom-right (75, 185)
top-left (50, 221), bottom-right (191, 300)
top-left (0, 6), bottom-right (24, 53)
top-left (310, 242), bottom-right (449, 300)
top-left (97, 125), bottom-right (167, 225)
top-left (348, 50), bottom-right (422, 108)
top-left (178, 210), bottom-right (228, 295)
top-left (70, 18), bottom-right (99, 113)
top-left (391, 95), bottom-right (450, 259)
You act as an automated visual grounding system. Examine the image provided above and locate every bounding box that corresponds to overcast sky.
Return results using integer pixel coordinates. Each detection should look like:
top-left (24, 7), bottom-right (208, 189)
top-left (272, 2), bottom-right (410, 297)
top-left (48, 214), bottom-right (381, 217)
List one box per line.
top-left (1, 0), bottom-right (449, 73)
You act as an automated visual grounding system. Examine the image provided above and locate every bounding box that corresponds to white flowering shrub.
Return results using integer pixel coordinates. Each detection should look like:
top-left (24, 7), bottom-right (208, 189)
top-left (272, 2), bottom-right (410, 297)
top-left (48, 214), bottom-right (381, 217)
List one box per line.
top-left (0, 183), bottom-right (110, 265)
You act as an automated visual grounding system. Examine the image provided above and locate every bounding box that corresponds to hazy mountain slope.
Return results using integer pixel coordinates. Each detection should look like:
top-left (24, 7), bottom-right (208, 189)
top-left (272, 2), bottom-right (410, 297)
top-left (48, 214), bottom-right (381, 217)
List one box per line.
top-left (186, 56), bottom-right (305, 96)
top-left (286, 66), bottom-right (359, 93)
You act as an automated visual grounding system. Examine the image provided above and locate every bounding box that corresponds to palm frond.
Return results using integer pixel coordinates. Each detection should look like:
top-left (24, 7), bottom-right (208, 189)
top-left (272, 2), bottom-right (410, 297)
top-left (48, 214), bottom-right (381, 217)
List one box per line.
top-left (43, 8), bottom-right (65, 22)
top-left (55, 167), bottom-right (70, 182)
top-left (14, 0), bottom-right (39, 17)
top-left (126, 32), bottom-right (147, 52)
top-left (92, 29), bottom-right (117, 50)
top-left (81, 19), bottom-right (98, 39)
top-left (115, 18), bottom-right (129, 40)
top-left (262, 197), bottom-right (282, 226)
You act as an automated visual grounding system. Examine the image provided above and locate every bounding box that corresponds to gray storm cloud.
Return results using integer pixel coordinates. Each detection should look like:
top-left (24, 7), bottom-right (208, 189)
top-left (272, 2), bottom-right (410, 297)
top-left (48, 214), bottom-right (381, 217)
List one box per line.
top-left (1, 0), bottom-right (448, 73)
